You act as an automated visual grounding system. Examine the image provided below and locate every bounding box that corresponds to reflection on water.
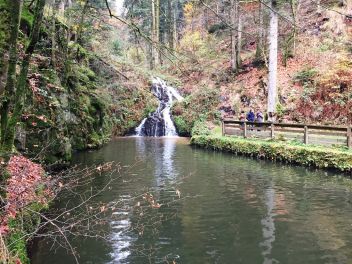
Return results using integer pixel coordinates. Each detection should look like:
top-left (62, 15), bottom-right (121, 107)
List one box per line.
top-left (135, 137), bottom-right (179, 190)
top-left (152, 138), bottom-right (178, 187)
top-left (109, 195), bottom-right (135, 264)
top-left (31, 138), bottom-right (352, 264)
top-left (260, 185), bottom-right (276, 264)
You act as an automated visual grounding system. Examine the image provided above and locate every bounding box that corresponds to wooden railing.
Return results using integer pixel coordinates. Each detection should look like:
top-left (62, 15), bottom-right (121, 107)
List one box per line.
top-left (222, 119), bottom-right (352, 149)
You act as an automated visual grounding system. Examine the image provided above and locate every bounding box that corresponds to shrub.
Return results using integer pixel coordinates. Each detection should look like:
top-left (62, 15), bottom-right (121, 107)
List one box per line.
top-left (112, 39), bottom-right (123, 56)
top-left (179, 31), bottom-right (215, 58)
top-left (208, 22), bottom-right (228, 34)
top-left (172, 86), bottom-right (220, 136)
top-left (292, 68), bottom-right (317, 85)
top-left (191, 121), bottom-right (211, 136)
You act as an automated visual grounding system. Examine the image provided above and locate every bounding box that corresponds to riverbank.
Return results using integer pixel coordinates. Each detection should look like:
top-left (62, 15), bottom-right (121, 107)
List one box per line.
top-left (191, 135), bottom-right (352, 173)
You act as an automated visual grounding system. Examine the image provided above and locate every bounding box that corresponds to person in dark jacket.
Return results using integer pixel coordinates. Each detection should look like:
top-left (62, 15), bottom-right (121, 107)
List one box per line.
top-left (246, 109), bottom-right (255, 122)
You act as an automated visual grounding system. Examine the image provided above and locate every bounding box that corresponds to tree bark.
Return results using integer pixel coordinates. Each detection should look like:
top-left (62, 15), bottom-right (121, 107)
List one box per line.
top-left (283, 0), bottom-right (300, 66)
top-left (0, 53), bottom-right (9, 96)
top-left (255, 0), bottom-right (264, 61)
top-left (1, 0), bottom-right (46, 152)
top-left (167, 0), bottom-right (174, 51)
top-left (216, 0), bottom-right (220, 23)
top-left (230, 0), bottom-right (239, 72)
top-left (51, 0), bottom-right (57, 68)
top-left (237, 12), bottom-right (242, 69)
top-left (173, 1), bottom-right (178, 50)
top-left (0, 0), bottom-right (23, 144)
top-left (156, 0), bottom-right (160, 64)
top-left (151, 0), bottom-right (156, 69)
top-left (267, 0), bottom-right (278, 116)
top-left (76, 0), bottom-right (89, 44)
top-left (58, 0), bottom-right (65, 16)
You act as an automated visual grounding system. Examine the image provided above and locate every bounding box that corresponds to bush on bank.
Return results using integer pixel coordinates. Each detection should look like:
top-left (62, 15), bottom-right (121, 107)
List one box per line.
top-left (191, 135), bottom-right (352, 172)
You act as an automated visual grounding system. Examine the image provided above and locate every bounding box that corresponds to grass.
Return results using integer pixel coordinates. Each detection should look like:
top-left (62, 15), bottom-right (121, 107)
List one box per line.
top-left (191, 135), bottom-right (352, 173)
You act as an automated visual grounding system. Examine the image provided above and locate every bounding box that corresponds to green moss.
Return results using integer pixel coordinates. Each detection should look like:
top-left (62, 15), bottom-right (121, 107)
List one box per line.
top-left (0, 0), bottom-right (10, 57)
top-left (21, 5), bottom-right (34, 27)
top-left (172, 87), bottom-right (220, 136)
top-left (6, 201), bottom-right (46, 264)
top-left (191, 135), bottom-right (352, 172)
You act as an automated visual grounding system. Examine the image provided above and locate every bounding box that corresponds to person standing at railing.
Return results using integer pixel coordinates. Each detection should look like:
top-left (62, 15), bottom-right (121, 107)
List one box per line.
top-left (239, 111), bottom-right (246, 130)
top-left (256, 110), bottom-right (264, 131)
top-left (246, 109), bottom-right (255, 122)
top-left (247, 109), bottom-right (255, 131)
top-left (256, 111), bottom-right (264, 123)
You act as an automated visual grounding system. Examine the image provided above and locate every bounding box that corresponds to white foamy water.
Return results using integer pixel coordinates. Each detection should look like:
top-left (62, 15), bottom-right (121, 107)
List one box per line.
top-left (135, 77), bottom-right (183, 137)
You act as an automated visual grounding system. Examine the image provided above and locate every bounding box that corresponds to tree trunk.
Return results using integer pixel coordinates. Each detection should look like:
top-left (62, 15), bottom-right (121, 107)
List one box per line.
top-left (58, 0), bottom-right (65, 16)
top-left (173, 1), bottom-right (178, 50)
top-left (230, 0), bottom-right (239, 72)
top-left (167, 0), bottom-right (174, 51)
top-left (255, 0), bottom-right (264, 61)
top-left (76, 0), bottom-right (89, 44)
top-left (204, 8), bottom-right (209, 29)
top-left (151, 0), bottom-right (156, 69)
top-left (51, 0), bottom-right (56, 68)
top-left (0, 0), bottom-right (23, 144)
top-left (267, 0), bottom-right (278, 117)
top-left (216, 0), bottom-right (220, 23)
top-left (237, 13), bottom-right (242, 69)
top-left (283, 0), bottom-right (300, 66)
top-left (0, 53), bottom-right (9, 96)
top-left (1, 0), bottom-right (46, 152)
top-left (156, 0), bottom-right (160, 64)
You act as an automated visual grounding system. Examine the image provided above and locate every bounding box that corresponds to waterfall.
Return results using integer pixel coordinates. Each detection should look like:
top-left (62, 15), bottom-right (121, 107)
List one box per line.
top-left (135, 78), bottom-right (183, 137)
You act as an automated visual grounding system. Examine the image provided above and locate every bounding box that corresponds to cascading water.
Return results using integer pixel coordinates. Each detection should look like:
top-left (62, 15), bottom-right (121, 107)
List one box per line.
top-left (135, 78), bottom-right (183, 137)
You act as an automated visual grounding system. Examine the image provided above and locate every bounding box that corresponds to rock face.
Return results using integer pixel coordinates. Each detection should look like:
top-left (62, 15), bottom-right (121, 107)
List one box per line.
top-left (136, 78), bottom-right (183, 137)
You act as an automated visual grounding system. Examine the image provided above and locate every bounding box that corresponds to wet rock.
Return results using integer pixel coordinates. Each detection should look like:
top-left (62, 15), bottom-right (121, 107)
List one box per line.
top-left (135, 78), bottom-right (183, 137)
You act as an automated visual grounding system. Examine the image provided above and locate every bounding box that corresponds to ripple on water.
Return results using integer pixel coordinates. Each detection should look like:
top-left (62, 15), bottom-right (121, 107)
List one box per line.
top-left (31, 138), bottom-right (352, 264)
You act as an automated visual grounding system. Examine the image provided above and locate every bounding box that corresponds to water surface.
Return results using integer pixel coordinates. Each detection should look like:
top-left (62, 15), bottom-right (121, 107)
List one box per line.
top-left (31, 137), bottom-right (352, 264)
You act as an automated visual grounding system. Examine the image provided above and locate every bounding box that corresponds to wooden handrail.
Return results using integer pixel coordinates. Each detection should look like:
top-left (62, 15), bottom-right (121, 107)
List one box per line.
top-left (222, 119), bottom-right (352, 148)
top-left (223, 119), bottom-right (348, 132)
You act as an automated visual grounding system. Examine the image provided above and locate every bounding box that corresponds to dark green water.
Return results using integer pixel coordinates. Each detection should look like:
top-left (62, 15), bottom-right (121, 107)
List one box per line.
top-left (31, 137), bottom-right (352, 264)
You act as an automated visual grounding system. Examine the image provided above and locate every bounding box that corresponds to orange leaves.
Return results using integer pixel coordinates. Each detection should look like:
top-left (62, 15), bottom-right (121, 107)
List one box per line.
top-left (142, 193), bottom-right (162, 209)
top-left (0, 156), bottom-right (52, 236)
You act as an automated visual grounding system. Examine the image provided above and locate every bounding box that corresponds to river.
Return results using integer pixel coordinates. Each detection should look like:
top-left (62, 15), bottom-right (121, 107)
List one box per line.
top-left (31, 137), bottom-right (352, 264)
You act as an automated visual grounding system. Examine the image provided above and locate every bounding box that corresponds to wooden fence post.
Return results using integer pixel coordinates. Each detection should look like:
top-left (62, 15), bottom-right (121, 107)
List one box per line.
top-left (270, 123), bottom-right (275, 139)
top-left (347, 126), bottom-right (351, 149)
top-left (304, 126), bottom-right (309, 144)
top-left (244, 122), bottom-right (247, 138)
top-left (222, 120), bottom-right (225, 136)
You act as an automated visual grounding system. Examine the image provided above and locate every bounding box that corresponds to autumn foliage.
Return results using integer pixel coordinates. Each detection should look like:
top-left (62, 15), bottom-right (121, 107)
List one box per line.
top-left (0, 156), bottom-right (52, 236)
